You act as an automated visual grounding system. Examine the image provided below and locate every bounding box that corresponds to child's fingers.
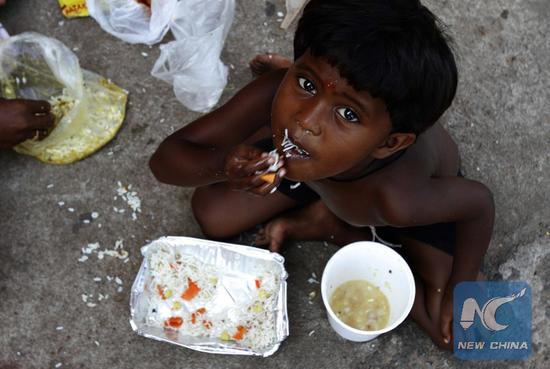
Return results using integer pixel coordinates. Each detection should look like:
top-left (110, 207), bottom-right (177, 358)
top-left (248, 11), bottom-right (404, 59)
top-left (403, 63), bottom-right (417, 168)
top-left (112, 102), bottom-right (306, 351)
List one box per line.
top-left (249, 168), bottom-right (286, 196)
top-left (229, 174), bottom-right (265, 190)
top-left (230, 156), bottom-right (271, 178)
top-left (244, 155), bottom-right (276, 174)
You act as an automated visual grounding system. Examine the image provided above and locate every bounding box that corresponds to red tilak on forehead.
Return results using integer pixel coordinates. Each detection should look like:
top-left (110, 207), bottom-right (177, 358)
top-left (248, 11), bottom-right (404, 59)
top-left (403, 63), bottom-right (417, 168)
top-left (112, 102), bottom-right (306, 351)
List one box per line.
top-left (325, 80), bottom-right (339, 90)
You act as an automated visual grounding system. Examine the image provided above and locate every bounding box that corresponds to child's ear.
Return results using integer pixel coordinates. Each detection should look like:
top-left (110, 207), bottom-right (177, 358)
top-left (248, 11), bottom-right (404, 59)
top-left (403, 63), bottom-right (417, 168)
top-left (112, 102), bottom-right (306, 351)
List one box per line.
top-left (372, 133), bottom-right (416, 159)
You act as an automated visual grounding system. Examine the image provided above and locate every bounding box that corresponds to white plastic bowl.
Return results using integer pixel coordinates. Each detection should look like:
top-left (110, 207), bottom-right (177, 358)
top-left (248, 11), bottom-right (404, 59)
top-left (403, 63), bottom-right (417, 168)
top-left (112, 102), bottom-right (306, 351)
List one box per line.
top-left (321, 241), bottom-right (416, 342)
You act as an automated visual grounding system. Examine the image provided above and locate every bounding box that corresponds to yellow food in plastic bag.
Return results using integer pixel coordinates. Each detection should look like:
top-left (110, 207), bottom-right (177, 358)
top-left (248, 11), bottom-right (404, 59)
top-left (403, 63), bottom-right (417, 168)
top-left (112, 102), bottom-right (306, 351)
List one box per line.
top-left (58, 0), bottom-right (89, 18)
top-left (0, 33), bottom-right (127, 164)
top-left (13, 72), bottom-right (127, 164)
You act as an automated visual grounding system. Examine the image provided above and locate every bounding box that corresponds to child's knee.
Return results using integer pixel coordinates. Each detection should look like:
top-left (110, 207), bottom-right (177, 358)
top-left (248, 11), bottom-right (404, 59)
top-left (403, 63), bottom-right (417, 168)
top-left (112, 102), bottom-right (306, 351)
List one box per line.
top-left (191, 187), bottom-right (235, 239)
top-left (191, 187), bottom-right (222, 238)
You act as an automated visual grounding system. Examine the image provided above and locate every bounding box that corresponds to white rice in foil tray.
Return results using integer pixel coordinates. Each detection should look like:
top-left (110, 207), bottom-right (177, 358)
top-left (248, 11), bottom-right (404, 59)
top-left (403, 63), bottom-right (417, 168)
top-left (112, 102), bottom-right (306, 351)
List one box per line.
top-left (130, 236), bottom-right (289, 356)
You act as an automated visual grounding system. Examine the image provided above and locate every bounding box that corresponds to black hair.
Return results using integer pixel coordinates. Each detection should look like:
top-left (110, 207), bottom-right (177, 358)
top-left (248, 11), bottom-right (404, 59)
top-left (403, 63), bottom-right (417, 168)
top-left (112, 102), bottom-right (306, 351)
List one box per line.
top-left (294, 0), bottom-right (458, 135)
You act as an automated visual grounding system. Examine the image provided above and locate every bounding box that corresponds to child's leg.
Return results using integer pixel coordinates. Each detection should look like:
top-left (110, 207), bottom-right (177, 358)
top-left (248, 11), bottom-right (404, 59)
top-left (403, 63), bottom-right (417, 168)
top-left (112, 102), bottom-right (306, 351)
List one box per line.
top-left (395, 236), bottom-right (453, 348)
top-left (253, 200), bottom-right (483, 350)
top-left (396, 235), bottom-right (485, 350)
top-left (254, 200), bottom-right (372, 251)
top-left (191, 182), bottom-right (301, 239)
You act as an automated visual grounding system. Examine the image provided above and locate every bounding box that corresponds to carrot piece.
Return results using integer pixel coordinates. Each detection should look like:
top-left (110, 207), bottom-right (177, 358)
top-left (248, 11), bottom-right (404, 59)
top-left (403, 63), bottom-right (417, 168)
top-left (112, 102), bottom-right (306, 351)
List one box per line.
top-left (255, 279), bottom-right (261, 289)
top-left (203, 320), bottom-right (212, 329)
top-left (196, 307), bottom-right (206, 315)
top-left (166, 317), bottom-right (183, 328)
top-left (232, 326), bottom-right (248, 340)
top-left (181, 278), bottom-right (201, 300)
top-left (156, 284), bottom-right (166, 300)
top-left (191, 313), bottom-right (196, 324)
top-left (260, 173), bottom-right (276, 184)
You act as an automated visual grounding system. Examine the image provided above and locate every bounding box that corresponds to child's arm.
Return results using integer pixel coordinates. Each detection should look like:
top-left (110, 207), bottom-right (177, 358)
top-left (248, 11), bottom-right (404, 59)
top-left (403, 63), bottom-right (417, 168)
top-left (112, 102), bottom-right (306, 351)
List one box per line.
top-left (382, 177), bottom-right (495, 284)
top-left (395, 177), bottom-right (494, 345)
top-left (149, 69), bottom-right (285, 187)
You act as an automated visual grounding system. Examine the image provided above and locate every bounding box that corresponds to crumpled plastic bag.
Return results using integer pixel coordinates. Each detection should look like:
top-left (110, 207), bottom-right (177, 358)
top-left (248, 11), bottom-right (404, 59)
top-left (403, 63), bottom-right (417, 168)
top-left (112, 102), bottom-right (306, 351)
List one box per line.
top-left (151, 0), bottom-right (234, 112)
top-left (86, 0), bottom-right (178, 45)
top-left (281, 0), bottom-right (308, 29)
top-left (0, 32), bottom-right (127, 164)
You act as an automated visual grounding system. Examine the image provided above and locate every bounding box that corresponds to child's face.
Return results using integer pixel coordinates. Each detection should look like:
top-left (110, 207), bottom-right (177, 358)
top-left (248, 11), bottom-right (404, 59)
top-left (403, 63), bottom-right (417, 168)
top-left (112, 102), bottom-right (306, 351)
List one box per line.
top-left (271, 52), bottom-right (393, 182)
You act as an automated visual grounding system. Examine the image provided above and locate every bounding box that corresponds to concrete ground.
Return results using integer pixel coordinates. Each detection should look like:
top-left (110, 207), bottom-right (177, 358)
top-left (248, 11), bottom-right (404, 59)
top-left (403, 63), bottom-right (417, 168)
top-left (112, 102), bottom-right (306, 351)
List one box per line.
top-left (0, 0), bottom-right (548, 368)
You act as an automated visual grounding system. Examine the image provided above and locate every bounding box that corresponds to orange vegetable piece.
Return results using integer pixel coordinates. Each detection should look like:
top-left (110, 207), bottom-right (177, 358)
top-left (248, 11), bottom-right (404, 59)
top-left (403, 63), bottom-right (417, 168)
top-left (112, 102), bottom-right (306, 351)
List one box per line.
top-left (255, 279), bottom-right (261, 289)
top-left (260, 173), bottom-right (276, 184)
top-left (181, 278), bottom-right (201, 300)
top-left (203, 320), bottom-right (213, 329)
top-left (232, 326), bottom-right (248, 340)
top-left (156, 284), bottom-right (166, 300)
top-left (196, 307), bottom-right (206, 315)
top-left (166, 317), bottom-right (183, 328)
top-left (191, 313), bottom-right (196, 324)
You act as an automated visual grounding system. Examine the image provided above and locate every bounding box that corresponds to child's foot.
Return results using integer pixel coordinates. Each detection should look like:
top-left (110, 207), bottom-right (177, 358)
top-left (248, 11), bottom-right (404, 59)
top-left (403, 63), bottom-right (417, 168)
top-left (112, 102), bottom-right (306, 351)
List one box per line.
top-left (254, 200), bottom-right (371, 252)
top-left (249, 53), bottom-right (292, 76)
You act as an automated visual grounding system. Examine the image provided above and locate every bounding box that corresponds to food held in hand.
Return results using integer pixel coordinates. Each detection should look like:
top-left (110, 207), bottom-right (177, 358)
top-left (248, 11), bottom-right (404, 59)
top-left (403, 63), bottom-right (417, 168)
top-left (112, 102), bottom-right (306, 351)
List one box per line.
top-left (330, 279), bottom-right (390, 331)
top-left (261, 173), bottom-right (276, 184)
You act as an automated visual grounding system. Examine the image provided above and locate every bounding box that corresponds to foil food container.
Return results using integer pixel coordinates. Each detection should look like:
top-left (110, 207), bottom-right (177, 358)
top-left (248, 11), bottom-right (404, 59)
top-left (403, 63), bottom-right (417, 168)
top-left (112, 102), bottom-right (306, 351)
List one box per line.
top-left (129, 236), bottom-right (289, 357)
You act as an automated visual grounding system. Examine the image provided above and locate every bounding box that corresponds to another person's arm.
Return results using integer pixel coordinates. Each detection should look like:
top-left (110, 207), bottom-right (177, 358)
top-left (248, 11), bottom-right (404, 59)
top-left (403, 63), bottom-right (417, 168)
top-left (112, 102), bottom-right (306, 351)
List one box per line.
top-left (0, 98), bottom-right (54, 149)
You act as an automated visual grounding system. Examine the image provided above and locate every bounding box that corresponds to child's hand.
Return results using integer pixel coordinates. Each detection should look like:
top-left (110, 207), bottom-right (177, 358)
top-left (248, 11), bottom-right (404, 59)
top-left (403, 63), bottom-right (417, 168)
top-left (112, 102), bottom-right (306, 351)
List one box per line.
top-left (0, 98), bottom-right (54, 149)
top-left (224, 144), bottom-right (286, 196)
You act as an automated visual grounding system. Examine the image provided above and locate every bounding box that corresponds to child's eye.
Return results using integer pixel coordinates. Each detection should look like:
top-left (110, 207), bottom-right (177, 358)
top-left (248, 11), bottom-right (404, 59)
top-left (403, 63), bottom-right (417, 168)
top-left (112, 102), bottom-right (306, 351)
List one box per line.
top-left (336, 107), bottom-right (359, 123)
top-left (298, 77), bottom-right (317, 94)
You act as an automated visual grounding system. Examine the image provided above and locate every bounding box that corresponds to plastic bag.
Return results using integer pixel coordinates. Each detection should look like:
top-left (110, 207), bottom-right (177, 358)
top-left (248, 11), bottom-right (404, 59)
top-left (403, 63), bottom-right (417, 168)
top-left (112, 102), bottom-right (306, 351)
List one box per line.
top-left (0, 33), bottom-right (128, 164)
top-left (86, 0), bottom-right (177, 45)
top-left (151, 0), bottom-right (235, 112)
top-left (281, 0), bottom-right (308, 29)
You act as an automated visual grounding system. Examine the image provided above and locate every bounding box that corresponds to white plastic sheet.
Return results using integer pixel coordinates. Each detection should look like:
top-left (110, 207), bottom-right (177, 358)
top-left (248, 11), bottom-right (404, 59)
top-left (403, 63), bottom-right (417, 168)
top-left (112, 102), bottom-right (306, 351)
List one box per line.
top-left (151, 0), bottom-right (234, 112)
top-left (87, 0), bottom-right (235, 113)
top-left (86, 0), bottom-right (177, 45)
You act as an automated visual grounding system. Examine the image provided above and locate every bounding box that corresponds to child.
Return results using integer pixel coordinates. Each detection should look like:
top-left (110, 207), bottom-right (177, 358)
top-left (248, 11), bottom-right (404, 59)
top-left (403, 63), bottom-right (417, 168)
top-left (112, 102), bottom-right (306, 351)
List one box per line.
top-left (150, 0), bottom-right (495, 349)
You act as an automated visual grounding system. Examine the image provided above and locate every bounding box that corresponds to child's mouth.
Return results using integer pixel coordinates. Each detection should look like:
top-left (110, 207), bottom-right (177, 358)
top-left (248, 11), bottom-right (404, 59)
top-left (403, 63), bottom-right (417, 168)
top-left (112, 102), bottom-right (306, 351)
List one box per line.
top-left (281, 129), bottom-right (310, 159)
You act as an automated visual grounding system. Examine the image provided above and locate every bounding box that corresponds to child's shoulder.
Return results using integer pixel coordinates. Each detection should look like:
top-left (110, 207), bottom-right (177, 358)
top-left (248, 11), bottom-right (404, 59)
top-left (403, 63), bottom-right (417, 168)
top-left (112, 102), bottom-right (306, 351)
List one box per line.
top-left (343, 124), bottom-right (461, 220)
top-left (369, 123), bottom-right (460, 186)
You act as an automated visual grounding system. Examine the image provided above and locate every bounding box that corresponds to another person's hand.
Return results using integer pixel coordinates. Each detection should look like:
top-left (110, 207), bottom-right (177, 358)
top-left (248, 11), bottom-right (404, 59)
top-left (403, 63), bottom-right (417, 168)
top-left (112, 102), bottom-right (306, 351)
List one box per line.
top-left (224, 143), bottom-right (285, 196)
top-left (0, 98), bottom-right (54, 149)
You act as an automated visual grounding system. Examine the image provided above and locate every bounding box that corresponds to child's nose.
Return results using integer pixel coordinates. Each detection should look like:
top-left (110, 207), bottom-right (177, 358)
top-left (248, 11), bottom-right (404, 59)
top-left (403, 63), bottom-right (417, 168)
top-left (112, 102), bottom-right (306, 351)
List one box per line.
top-left (294, 101), bottom-right (324, 136)
top-left (296, 119), bottom-right (319, 136)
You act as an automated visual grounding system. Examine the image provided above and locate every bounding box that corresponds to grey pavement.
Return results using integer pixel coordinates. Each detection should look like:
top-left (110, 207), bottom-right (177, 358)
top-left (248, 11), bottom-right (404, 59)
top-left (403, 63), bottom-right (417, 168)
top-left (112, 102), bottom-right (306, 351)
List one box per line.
top-left (0, 0), bottom-right (548, 368)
